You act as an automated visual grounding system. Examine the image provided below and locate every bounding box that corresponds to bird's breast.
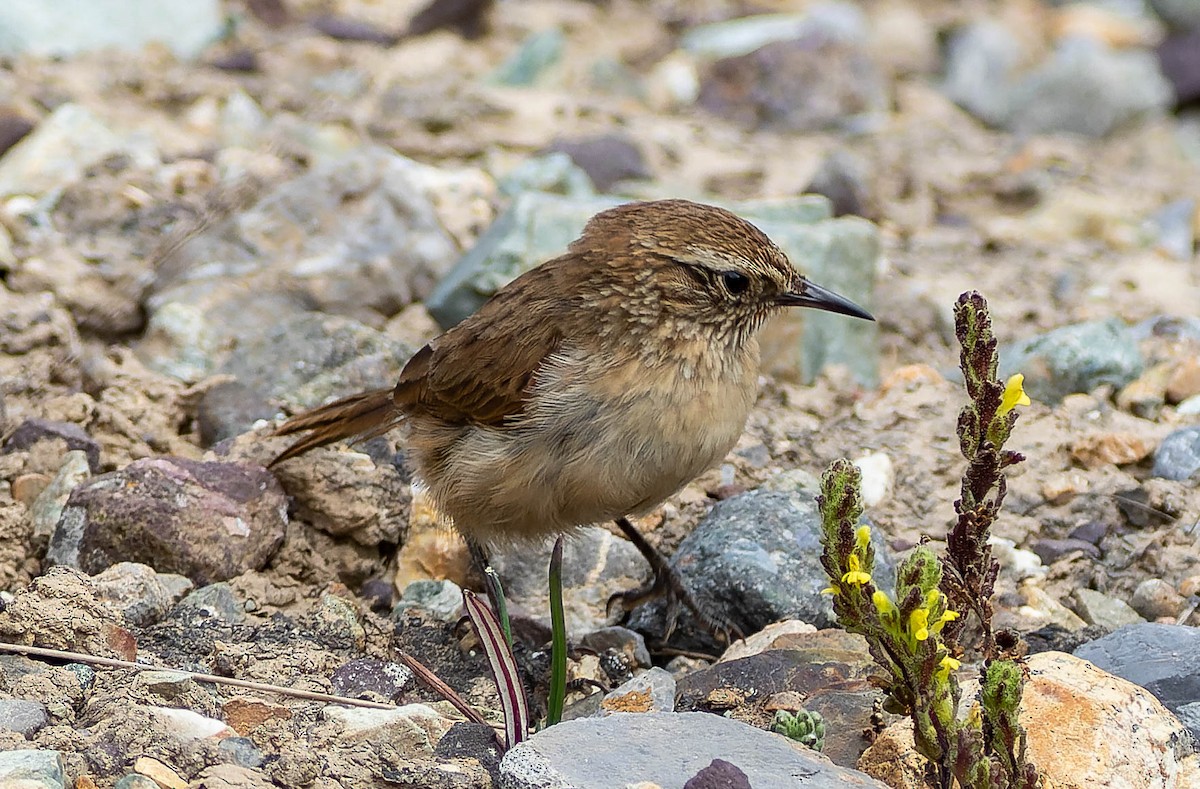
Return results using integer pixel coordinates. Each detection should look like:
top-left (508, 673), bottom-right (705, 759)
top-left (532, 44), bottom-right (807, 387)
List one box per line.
top-left (407, 342), bottom-right (761, 545)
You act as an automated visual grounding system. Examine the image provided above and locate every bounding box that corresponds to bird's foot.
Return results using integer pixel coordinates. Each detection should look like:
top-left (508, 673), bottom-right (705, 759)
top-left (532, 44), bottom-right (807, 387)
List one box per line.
top-left (606, 562), bottom-right (739, 645)
top-left (607, 517), bottom-right (741, 646)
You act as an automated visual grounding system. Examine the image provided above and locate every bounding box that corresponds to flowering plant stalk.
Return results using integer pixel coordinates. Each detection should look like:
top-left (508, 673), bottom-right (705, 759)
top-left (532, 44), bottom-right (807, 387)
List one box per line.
top-left (818, 292), bottom-right (1040, 789)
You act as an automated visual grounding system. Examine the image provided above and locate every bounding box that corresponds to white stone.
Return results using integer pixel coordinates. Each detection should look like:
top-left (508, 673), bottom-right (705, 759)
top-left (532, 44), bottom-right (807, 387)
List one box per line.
top-left (860, 651), bottom-right (1200, 788)
top-left (0, 0), bottom-right (223, 59)
top-left (149, 706), bottom-right (234, 740)
top-left (0, 104), bottom-right (157, 199)
top-left (852, 451), bottom-right (894, 507)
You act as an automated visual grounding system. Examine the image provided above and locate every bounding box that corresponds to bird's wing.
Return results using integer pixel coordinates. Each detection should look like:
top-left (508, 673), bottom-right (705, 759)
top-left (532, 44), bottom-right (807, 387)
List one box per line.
top-left (393, 259), bottom-right (570, 425)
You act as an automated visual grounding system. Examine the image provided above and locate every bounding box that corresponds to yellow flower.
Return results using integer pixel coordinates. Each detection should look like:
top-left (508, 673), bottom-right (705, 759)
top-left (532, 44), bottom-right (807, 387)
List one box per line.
top-left (936, 654), bottom-right (962, 682)
top-left (841, 554), bottom-right (872, 586)
top-left (872, 590), bottom-right (896, 617)
top-left (999, 373), bottom-right (1031, 415)
top-left (930, 610), bottom-right (958, 638)
top-left (821, 585), bottom-right (838, 596)
top-left (909, 607), bottom-right (930, 641)
top-left (855, 524), bottom-right (871, 552)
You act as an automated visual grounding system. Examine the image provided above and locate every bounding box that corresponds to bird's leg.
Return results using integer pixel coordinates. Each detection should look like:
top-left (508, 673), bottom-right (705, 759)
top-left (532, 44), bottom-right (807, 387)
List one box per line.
top-left (606, 516), bottom-right (739, 644)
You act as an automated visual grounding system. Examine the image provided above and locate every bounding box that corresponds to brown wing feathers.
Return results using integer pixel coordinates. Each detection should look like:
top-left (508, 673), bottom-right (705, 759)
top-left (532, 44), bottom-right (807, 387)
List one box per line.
top-left (269, 255), bottom-right (574, 465)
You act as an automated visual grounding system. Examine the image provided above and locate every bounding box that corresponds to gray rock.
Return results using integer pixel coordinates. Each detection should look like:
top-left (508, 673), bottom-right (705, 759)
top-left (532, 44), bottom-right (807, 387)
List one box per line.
top-left (426, 194), bottom-right (878, 385)
top-left (775, 215), bottom-right (879, 385)
top-left (218, 737), bottom-right (266, 769)
top-left (173, 583), bottom-right (249, 625)
top-left (394, 579), bottom-right (464, 623)
top-left (544, 135), bottom-right (650, 192)
top-left (0, 699), bottom-right (49, 737)
top-left (1070, 588), bottom-right (1144, 631)
top-left (330, 658), bottom-right (414, 702)
top-left (320, 703), bottom-right (452, 751)
top-left (0, 111), bottom-right (34, 159)
top-left (1000, 319), bottom-right (1143, 404)
top-left (0, 103), bottom-right (157, 198)
top-left (1149, 199), bottom-right (1198, 260)
top-left (310, 593), bottom-right (365, 651)
top-left (0, 655), bottom-right (48, 686)
top-left (1177, 702), bottom-right (1200, 740)
top-left (143, 147), bottom-right (457, 380)
top-left (491, 28), bottom-right (565, 86)
top-left (1152, 426), bottom-right (1200, 480)
top-left (1030, 537), bottom-right (1100, 564)
top-left (91, 562), bottom-right (194, 627)
top-left (0, 0), bottom-right (222, 58)
top-left (197, 380), bottom-right (276, 447)
top-left (630, 488), bottom-right (895, 648)
top-left (1158, 30), bottom-right (1200, 105)
top-left (137, 671), bottom-right (194, 701)
top-left (113, 776), bottom-right (159, 789)
top-left (47, 457), bottom-right (286, 584)
top-left (698, 35), bottom-right (885, 133)
top-left (0, 749), bottom-right (65, 789)
top-left (1005, 40), bottom-right (1173, 137)
top-left (434, 721), bottom-right (503, 770)
top-left (805, 150), bottom-right (869, 218)
top-left (580, 626), bottom-right (652, 669)
top-left (675, 630), bottom-right (884, 768)
top-left (3, 418), bottom-right (100, 472)
top-left (600, 668), bottom-right (676, 715)
top-left (1131, 315), bottom-right (1200, 344)
top-left (30, 450), bottom-right (91, 543)
top-left (498, 711), bottom-right (889, 788)
top-left (1150, 0), bottom-right (1200, 32)
top-left (1130, 578), bottom-right (1187, 621)
top-left (942, 21), bottom-right (1023, 127)
top-left (682, 14), bottom-right (814, 59)
top-left (498, 153), bottom-right (594, 198)
top-left (216, 313), bottom-right (412, 407)
top-left (1074, 622), bottom-right (1200, 738)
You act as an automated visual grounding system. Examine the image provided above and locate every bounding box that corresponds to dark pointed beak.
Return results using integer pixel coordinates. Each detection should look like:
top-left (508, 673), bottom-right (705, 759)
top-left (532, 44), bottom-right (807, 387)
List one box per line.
top-left (777, 280), bottom-right (875, 321)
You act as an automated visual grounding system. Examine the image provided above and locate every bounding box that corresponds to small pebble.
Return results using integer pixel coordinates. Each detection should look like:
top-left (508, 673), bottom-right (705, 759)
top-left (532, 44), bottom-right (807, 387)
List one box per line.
top-left (853, 452), bottom-right (894, 507)
top-left (1131, 579), bottom-right (1186, 621)
top-left (133, 756), bottom-right (187, 789)
top-left (0, 699), bottom-right (49, 737)
top-left (217, 736), bottom-right (265, 769)
top-left (393, 579), bottom-right (463, 623)
top-left (1031, 538), bottom-right (1100, 564)
top-left (114, 776), bottom-right (159, 789)
top-left (1179, 575), bottom-right (1200, 598)
top-left (1152, 426), bottom-right (1200, 480)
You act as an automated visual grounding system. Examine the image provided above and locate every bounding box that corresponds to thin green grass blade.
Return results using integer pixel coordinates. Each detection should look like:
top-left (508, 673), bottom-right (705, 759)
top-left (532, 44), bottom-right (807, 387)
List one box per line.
top-left (546, 536), bottom-right (568, 726)
top-left (483, 566), bottom-right (513, 648)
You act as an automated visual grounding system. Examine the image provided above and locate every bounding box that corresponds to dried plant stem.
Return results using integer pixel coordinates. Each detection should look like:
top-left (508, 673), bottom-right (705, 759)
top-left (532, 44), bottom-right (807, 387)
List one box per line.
top-left (0, 641), bottom-right (396, 710)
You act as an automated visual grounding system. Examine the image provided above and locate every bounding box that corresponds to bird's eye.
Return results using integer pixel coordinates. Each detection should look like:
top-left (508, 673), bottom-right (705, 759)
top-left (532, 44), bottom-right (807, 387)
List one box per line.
top-left (721, 270), bottom-right (750, 295)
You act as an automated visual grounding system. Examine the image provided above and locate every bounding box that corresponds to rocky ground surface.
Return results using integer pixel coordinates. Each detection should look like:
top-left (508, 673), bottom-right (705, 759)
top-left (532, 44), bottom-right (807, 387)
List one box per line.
top-left (1, 0), bottom-right (1200, 787)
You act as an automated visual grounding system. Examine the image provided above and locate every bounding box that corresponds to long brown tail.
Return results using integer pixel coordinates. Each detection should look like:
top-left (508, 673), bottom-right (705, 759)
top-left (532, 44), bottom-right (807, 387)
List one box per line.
top-left (269, 387), bottom-right (399, 466)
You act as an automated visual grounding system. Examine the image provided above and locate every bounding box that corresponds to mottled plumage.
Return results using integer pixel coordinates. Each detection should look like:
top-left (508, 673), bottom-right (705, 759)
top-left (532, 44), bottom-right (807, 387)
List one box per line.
top-left (271, 199), bottom-right (872, 550)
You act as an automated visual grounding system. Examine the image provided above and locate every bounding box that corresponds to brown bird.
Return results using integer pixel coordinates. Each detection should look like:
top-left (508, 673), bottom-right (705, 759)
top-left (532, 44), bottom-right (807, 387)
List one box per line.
top-left (270, 199), bottom-right (873, 637)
